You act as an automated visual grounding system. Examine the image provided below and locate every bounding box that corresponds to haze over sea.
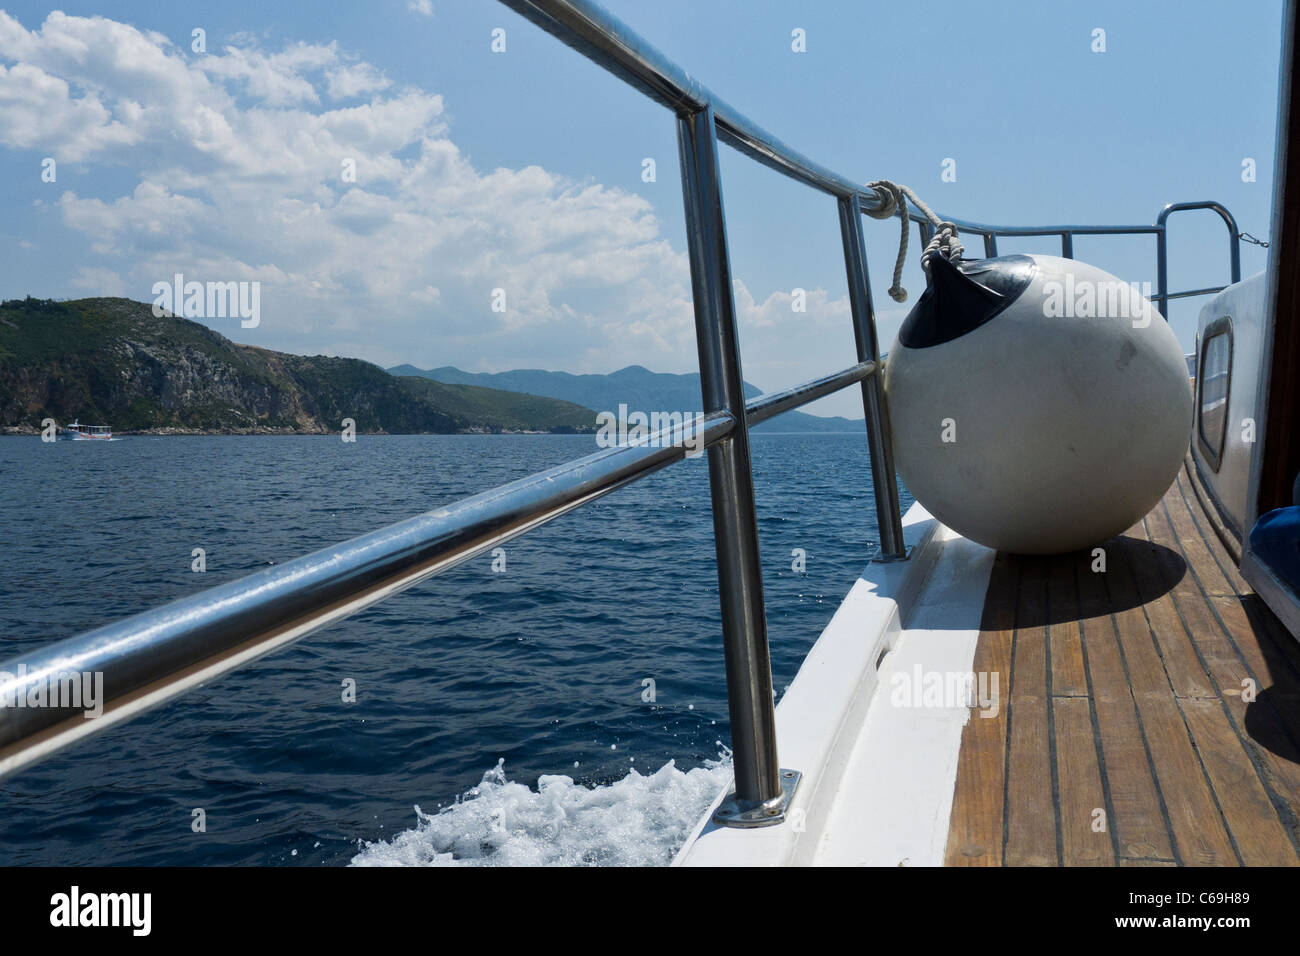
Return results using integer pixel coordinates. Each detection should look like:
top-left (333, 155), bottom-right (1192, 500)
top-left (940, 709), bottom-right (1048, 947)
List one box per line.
top-left (0, 432), bottom-right (905, 865)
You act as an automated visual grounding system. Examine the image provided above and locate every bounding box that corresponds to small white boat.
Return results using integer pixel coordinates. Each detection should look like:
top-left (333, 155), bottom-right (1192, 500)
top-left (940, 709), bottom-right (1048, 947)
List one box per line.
top-left (59, 420), bottom-right (112, 441)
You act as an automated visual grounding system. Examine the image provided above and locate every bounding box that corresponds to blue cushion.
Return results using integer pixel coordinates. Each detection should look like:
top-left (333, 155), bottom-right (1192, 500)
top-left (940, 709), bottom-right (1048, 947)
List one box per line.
top-left (1249, 506), bottom-right (1300, 594)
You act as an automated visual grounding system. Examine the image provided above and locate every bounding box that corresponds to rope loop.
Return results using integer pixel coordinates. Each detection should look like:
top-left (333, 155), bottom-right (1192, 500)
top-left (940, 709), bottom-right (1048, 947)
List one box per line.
top-left (863, 180), bottom-right (963, 303)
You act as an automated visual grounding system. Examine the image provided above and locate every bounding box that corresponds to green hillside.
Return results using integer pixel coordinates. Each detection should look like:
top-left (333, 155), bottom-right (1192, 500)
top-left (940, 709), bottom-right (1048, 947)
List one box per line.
top-left (0, 297), bottom-right (596, 434)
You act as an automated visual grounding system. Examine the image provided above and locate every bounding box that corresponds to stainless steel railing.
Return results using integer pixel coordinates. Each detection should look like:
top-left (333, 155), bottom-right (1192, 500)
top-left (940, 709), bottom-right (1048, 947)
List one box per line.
top-left (917, 200), bottom-right (1242, 316)
top-left (0, 0), bottom-right (1245, 830)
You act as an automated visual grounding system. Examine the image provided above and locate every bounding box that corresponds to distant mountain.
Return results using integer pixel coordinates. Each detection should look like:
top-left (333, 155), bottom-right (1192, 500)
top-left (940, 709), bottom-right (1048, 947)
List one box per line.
top-left (388, 364), bottom-right (866, 433)
top-left (0, 297), bottom-right (596, 434)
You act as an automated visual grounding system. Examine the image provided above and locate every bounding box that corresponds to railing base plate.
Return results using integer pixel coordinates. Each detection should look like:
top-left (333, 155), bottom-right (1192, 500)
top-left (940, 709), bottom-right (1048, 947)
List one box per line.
top-left (871, 545), bottom-right (913, 564)
top-left (712, 768), bottom-right (801, 828)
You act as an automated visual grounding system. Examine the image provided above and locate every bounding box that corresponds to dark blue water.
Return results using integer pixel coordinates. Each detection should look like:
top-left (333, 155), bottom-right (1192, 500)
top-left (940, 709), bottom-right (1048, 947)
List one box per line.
top-left (0, 433), bottom-right (908, 865)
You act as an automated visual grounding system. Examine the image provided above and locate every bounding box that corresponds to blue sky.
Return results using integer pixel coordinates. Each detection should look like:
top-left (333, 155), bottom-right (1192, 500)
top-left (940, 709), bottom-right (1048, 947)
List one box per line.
top-left (0, 0), bottom-right (1283, 417)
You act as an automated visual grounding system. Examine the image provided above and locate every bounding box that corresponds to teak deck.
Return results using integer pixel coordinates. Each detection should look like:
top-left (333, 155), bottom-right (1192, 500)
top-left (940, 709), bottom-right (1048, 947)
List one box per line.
top-left (945, 465), bottom-right (1300, 866)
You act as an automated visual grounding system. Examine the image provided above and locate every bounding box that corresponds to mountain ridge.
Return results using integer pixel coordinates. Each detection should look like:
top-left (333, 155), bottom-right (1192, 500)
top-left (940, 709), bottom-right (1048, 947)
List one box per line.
top-left (388, 364), bottom-right (866, 433)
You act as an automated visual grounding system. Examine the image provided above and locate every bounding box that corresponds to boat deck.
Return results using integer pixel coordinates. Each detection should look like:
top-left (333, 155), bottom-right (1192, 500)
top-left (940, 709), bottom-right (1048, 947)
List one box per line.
top-left (945, 465), bottom-right (1300, 866)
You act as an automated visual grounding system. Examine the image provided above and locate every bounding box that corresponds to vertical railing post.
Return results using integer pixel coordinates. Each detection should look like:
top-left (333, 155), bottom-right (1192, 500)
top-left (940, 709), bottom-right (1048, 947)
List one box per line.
top-left (918, 218), bottom-right (934, 251)
top-left (1061, 232), bottom-right (1074, 259)
top-left (840, 196), bottom-right (908, 562)
top-left (984, 232), bottom-right (999, 258)
top-left (676, 104), bottom-right (798, 827)
top-left (1156, 225), bottom-right (1169, 317)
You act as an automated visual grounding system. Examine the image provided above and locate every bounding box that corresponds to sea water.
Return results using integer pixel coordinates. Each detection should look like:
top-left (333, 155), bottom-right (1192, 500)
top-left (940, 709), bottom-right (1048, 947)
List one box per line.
top-left (0, 433), bottom-right (906, 866)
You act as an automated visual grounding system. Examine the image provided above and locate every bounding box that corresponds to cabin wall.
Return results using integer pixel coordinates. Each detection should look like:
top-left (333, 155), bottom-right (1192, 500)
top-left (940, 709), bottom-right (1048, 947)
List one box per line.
top-left (1246, 0), bottom-right (1300, 530)
top-left (1191, 273), bottom-right (1269, 541)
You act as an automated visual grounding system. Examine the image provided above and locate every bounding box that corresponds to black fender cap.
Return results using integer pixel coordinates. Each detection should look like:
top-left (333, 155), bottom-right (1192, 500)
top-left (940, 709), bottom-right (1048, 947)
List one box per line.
top-left (898, 253), bottom-right (1037, 348)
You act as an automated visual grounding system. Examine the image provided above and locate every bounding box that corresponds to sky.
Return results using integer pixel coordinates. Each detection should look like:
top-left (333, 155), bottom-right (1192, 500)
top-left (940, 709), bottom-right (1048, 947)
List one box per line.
top-left (0, 0), bottom-right (1284, 418)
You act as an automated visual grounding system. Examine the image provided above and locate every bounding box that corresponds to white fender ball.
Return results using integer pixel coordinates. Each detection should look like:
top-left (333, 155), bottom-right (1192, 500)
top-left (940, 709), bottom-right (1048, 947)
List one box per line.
top-left (882, 254), bottom-right (1192, 554)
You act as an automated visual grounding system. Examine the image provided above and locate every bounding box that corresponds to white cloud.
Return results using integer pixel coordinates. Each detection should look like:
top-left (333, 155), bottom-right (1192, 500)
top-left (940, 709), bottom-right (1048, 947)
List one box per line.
top-left (0, 10), bottom-right (856, 411)
top-left (732, 281), bottom-right (857, 397)
top-left (71, 265), bottom-right (126, 296)
top-left (326, 61), bottom-right (390, 100)
top-left (0, 61), bottom-right (137, 160)
top-left (198, 42), bottom-right (335, 106)
top-left (408, 0), bottom-right (434, 18)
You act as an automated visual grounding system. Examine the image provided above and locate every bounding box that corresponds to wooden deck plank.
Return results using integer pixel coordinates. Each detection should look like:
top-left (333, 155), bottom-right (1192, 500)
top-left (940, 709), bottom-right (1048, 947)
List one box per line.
top-left (1049, 555), bottom-right (1088, 697)
top-left (1244, 595), bottom-right (1300, 715)
top-left (1154, 485), bottom-right (1300, 738)
top-left (1075, 557), bottom-right (1174, 860)
top-left (1143, 505), bottom-right (1243, 671)
top-left (1252, 592), bottom-right (1300, 686)
top-left (946, 468), bottom-right (1300, 867)
top-left (1119, 501), bottom-right (1242, 865)
top-left (1209, 594), bottom-right (1300, 725)
top-left (1164, 471), bottom-right (1242, 597)
top-left (1135, 689), bottom-right (1239, 865)
top-left (1173, 470), bottom-right (1251, 595)
top-left (1208, 686), bottom-right (1300, 851)
top-left (1053, 696), bottom-right (1114, 866)
top-left (945, 554), bottom-right (1017, 866)
top-left (1003, 557), bottom-right (1058, 866)
top-left (1123, 533), bottom-right (1217, 698)
top-left (1178, 698), bottom-right (1300, 866)
top-left (1101, 559), bottom-right (1239, 862)
top-left (1119, 859), bottom-right (1177, 867)
top-left (1145, 495), bottom-right (1300, 855)
top-left (1103, 539), bottom-right (1175, 699)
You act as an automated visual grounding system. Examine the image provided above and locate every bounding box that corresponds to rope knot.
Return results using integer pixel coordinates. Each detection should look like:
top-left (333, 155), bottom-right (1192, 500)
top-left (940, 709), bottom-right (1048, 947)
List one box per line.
top-left (921, 221), bottom-right (964, 272)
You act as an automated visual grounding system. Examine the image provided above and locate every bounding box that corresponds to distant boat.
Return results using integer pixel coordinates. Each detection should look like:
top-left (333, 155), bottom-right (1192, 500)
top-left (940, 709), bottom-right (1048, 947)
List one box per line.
top-left (59, 420), bottom-right (112, 441)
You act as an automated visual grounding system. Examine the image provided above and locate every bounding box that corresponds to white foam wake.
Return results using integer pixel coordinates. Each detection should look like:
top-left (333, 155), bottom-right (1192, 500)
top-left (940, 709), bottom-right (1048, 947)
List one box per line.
top-left (350, 757), bottom-right (730, 867)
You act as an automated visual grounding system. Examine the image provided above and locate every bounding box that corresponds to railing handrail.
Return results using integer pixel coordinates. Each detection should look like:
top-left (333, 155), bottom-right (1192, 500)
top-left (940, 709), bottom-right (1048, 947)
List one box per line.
top-left (912, 199), bottom-right (1243, 314)
top-left (0, 363), bottom-right (874, 781)
top-left (497, 0), bottom-right (890, 211)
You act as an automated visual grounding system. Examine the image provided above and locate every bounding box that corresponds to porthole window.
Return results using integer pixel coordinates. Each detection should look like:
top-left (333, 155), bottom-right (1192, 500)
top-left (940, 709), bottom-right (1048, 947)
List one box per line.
top-left (1197, 317), bottom-right (1233, 473)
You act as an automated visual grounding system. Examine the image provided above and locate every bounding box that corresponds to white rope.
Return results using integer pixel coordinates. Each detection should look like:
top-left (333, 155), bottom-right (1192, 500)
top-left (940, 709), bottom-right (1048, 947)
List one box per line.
top-left (864, 180), bottom-right (964, 303)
